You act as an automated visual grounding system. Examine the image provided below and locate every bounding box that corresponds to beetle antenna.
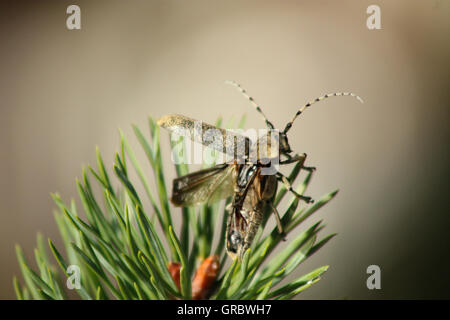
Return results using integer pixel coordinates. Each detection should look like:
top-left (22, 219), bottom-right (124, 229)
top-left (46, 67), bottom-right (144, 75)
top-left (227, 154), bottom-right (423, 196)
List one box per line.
top-left (283, 92), bottom-right (364, 133)
top-left (225, 80), bottom-right (275, 130)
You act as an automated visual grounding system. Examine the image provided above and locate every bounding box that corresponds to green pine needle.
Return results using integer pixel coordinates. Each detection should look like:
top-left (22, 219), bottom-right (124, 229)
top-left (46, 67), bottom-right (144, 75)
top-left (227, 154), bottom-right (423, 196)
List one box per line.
top-left (13, 116), bottom-right (337, 300)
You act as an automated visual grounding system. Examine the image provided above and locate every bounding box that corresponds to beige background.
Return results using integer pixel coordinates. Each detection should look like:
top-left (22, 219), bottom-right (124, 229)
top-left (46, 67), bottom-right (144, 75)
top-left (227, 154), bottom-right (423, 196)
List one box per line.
top-left (1, 0), bottom-right (449, 299)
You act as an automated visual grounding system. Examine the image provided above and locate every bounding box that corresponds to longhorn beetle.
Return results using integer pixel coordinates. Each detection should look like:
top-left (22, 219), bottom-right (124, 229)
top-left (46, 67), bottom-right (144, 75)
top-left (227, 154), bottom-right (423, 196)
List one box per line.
top-left (157, 81), bottom-right (363, 260)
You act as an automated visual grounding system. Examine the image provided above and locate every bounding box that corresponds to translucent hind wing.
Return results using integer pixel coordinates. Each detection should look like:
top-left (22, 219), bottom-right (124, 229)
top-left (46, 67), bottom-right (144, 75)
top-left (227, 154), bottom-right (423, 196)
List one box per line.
top-left (171, 163), bottom-right (237, 207)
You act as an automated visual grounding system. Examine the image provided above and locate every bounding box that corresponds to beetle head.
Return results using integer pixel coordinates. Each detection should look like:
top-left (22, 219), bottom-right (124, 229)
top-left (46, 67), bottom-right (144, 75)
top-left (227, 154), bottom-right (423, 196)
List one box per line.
top-left (279, 132), bottom-right (292, 155)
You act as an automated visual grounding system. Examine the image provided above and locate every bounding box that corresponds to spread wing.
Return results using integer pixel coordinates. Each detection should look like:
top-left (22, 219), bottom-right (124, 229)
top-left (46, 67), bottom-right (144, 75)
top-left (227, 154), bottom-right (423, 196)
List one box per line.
top-left (158, 114), bottom-right (251, 160)
top-left (171, 163), bottom-right (237, 207)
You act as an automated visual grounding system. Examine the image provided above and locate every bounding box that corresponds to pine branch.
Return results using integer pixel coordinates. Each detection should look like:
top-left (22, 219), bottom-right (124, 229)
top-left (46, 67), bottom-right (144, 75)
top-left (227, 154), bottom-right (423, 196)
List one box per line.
top-left (13, 116), bottom-right (336, 300)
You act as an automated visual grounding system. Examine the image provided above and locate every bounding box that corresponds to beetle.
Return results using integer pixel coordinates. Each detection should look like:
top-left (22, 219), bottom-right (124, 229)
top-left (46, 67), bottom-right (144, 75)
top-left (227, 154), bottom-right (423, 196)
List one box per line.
top-left (157, 81), bottom-right (363, 260)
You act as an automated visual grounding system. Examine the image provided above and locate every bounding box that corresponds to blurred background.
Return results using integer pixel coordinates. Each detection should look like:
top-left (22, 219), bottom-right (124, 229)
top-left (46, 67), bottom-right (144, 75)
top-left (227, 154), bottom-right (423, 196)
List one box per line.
top-left (0, 0), bottom-right (449, 299)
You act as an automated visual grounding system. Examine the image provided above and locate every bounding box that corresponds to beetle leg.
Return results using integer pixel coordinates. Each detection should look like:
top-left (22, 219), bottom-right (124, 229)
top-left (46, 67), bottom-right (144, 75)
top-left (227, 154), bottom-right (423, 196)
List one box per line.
top-left (269, 202), bottom-right (286, 241)
top-left (277, 173), bottom-right (314, 203)
top-left (280, 153), bottom-right (316, 172)
top-left (302, 165), bottom-right (316, 172)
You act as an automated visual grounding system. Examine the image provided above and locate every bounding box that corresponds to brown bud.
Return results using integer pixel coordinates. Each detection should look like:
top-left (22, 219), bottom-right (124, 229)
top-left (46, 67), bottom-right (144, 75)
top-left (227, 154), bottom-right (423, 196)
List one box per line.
top-left (192, 255), bottom-right (220, 300)
top-left (168, 261), bottom-right (181, 291)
